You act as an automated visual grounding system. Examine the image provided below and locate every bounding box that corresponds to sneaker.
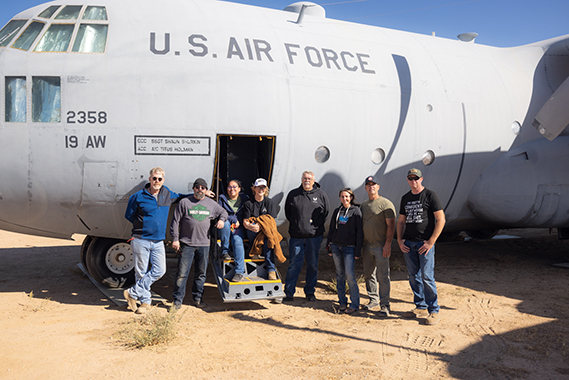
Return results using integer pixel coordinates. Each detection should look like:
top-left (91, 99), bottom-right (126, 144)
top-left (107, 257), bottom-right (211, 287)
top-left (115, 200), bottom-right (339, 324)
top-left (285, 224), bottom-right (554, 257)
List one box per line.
top-left (306, 294), bottom-right (316, 302)
top-left (135, 302), bottom-right (150, 315)
top-left (362, 301), bottom-right (379, 310)
top-left (268, 271), bottom-right (277, 280)
top-left (345, 307), bottom-right (358, 315)
top-left (378, 305), bottom-right (391, 317)
top-left (339, 304), bottom-right (347, 312)
top-left (426, 313), bottom-right (440, 325)
top-left (171, 303), bottom-right (182, 312)
top-left (194, 299), bottom-right (206, 308)
top-left (123, 289), bottom-right (138, 312)
top-left (231, 273), bottom-right (245, 282)
top-left (221, 253), bottom-right (231, 261)
top-left (283, 296), bottom-right (294, 303)
top-left (404, 307), bottom-right (429, 318)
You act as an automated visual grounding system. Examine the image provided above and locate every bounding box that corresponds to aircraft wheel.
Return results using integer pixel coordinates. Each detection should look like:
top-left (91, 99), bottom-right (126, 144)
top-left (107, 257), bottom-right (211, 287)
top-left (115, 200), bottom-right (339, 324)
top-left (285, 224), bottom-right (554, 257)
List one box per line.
top-left (438, 231), bottom-right (462, 242)
top-left (465, 229), bottom-right (499, 240)
top-left (85, 237), bottom-right (135, 288)
top-left (80, 235), bottom-right (94, 271)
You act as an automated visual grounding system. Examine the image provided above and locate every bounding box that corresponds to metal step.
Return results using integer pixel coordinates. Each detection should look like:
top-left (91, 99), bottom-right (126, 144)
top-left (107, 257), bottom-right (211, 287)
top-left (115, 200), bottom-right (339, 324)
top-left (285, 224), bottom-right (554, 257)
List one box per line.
top-left (210, 254), bottom-right (284, 303)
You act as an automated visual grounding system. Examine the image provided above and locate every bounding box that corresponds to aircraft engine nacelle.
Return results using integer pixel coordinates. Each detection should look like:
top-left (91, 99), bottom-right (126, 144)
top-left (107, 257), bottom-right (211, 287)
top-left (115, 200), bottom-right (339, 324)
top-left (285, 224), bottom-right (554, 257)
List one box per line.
top-left (467, 136), bottom-right (569, 228)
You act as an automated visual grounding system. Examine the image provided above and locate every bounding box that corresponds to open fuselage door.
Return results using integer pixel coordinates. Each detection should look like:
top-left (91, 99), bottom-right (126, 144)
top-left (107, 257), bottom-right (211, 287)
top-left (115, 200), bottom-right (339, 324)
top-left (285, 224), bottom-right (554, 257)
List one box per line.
top-left (211, 135), bottom-right (283, 302)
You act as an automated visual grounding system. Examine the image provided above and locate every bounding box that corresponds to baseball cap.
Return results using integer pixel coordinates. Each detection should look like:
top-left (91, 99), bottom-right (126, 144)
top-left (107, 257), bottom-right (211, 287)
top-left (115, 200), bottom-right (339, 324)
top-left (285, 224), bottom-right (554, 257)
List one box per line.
top-left (364, 175), bottom-right (378, 185)
top-left (254, 178), bottom-right (267, 187)
top-left (407, 168), bottom-right (422, 178)
top-left (193, 178), bottom-right (208, 188)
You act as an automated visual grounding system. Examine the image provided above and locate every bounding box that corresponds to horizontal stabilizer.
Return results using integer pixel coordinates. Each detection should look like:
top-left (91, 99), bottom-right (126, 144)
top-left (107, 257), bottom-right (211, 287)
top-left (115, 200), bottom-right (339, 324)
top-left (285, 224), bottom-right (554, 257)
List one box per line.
top-left (533, 75), bottom-right (569, 140)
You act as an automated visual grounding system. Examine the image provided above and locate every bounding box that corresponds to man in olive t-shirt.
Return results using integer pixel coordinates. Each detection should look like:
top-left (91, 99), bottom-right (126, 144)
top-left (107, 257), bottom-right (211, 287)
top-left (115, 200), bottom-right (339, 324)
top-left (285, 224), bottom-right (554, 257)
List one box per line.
top-left (361, 175), bottom-right (396, 316)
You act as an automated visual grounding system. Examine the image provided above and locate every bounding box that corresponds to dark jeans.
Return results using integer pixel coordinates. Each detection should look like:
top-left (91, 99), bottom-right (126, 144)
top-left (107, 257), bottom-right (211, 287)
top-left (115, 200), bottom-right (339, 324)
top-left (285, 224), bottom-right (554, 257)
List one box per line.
top-left (284, 236), bottom-right (323, 298)
top-left (403, 240), bottom-right (439, 313)
top-left (172, 244), bottom-right (209, 305)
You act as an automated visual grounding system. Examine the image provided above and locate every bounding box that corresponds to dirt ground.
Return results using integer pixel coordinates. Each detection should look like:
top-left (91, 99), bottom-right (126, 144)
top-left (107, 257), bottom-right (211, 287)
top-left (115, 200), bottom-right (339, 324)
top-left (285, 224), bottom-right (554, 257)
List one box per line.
top-left (1, 228), bottom-right (569, 380)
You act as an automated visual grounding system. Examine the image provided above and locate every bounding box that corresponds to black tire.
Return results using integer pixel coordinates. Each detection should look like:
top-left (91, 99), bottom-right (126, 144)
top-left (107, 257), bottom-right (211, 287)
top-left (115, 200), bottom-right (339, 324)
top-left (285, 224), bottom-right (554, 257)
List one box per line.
top-left (80, 235), bottom-right (94, 271)
top-left (85, 237), bottom-right (135, 288)
top-left (465, 229), bottom-right (499, 240)
top-left (438, 231), bottom-right (462, 242)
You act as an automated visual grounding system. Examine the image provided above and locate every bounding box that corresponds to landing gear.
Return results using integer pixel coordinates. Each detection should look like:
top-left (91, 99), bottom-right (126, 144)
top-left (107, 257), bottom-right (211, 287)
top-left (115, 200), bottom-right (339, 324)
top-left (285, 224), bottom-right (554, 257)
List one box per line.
top-left (82, 236), bottom-right (135, 288)
top-left (465, 229), bottom-right (499, 240)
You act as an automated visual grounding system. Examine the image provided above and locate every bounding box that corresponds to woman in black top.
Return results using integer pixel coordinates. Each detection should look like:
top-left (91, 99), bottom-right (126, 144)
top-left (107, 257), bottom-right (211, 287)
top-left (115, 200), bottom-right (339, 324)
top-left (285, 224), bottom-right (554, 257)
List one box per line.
top-left (327, 188), bottom-right (363, 314)
top-left (243, 178), bottom-right (278, 280)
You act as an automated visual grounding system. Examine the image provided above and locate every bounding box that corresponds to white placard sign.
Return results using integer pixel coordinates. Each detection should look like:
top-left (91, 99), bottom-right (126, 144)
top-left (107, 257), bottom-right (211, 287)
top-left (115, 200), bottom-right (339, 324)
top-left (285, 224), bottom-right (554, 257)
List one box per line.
top-left (135, 136), bottom-right (210, 156)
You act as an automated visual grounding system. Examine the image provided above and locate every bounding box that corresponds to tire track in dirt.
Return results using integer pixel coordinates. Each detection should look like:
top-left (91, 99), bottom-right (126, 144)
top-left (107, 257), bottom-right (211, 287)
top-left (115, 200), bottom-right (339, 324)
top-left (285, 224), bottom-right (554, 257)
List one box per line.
top-left (395, 332), bottom-right (444, 375)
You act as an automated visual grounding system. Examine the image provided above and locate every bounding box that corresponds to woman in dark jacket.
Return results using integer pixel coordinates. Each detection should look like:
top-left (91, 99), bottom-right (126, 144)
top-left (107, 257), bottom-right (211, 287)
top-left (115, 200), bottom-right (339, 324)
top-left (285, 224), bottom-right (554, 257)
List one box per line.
top-left (218, 180), bottom-right (249, 282)
top-left (327, 188), bottom-right (363, 314)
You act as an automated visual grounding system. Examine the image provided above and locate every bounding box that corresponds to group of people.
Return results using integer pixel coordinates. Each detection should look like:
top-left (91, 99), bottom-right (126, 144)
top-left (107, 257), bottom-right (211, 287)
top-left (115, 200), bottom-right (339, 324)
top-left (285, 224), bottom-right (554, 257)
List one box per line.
top-left (123, 167), bottom-right (445, 325)
top-left (325, 169), bottom-right (445, 325)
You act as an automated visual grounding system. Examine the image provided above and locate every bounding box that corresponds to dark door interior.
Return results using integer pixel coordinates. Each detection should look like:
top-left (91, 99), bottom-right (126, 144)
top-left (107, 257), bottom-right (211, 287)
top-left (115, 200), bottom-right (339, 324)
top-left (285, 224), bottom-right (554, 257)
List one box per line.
top-left (213, 135), bottom-right (276, 199)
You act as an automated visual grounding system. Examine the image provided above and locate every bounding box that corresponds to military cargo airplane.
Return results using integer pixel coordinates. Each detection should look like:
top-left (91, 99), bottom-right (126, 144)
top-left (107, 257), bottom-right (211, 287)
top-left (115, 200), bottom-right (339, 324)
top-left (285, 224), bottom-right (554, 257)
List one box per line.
top-left (1, 0), bottom-right (568, 287)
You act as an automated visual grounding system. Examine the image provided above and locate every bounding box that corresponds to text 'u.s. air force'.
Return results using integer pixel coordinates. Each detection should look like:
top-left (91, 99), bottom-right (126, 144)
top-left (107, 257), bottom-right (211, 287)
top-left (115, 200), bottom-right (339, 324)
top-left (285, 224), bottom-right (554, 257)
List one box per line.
top-left (150, 33), bottom-right (375, 74)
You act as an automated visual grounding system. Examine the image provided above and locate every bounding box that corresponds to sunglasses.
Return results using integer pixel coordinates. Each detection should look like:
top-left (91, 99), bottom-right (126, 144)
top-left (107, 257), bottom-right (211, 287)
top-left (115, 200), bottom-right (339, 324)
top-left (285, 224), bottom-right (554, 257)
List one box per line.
top-left (195, 185), bottom-right (207, 190)
top-left (407, 177), bottom-right (420, 181)
top-left (152, 177), bottom-right (164, 182)
top-left (228, 186), bottom-right (239, 189)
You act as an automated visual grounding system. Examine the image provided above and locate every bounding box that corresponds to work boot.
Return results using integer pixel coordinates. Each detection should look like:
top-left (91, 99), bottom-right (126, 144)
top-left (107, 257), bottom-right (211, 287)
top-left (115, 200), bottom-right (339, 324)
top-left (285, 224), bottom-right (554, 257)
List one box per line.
top-left (135, 303), bottom-right (150, 315)
top-left (123, 289), bottom-right (138, 312)
top-left (268, 271), bottom-right (277, 280)
top-left (426, 313), bottom-right (441, 325)
top-left (378, 305), bottom-right (391, 317)
top-left (362, 301), bottom-right (379, 310)
top-left (404, 307), bottom-right (429, 318)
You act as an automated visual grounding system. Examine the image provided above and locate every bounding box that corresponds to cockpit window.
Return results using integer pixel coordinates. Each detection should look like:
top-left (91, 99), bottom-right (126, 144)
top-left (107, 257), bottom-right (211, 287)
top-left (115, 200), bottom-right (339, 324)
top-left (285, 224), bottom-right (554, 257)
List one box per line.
top-left (55, 5), bottom-right (82, 20)
top-left (12, 21), bottom-right (45, 51)
top-left (0, 20), bottom-right (27, 47)
top-left (34, 24), bottom-right (75, 52)
top-left (83, 6), bottom-right (108, 21)
top-left (72, 24), bottom-right (108, 53)
top-left (5, 77), bottom-right (27, 123)
top-left (38, 6), bottom-right (61, 19)
top-left (32, 77), bottom-right (61, 123)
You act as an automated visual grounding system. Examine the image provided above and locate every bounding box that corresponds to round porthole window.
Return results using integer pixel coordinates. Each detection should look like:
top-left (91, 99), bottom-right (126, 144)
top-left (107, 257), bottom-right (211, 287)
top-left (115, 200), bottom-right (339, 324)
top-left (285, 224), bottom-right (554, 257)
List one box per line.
top-left (511, 121), bottom-right (521, 135)
top-left (371, 148), bottom-right (385, 165)
top-left (315, 146), bottom-right (330, 163)
top-left (422, 150), bottom-right (435, 166)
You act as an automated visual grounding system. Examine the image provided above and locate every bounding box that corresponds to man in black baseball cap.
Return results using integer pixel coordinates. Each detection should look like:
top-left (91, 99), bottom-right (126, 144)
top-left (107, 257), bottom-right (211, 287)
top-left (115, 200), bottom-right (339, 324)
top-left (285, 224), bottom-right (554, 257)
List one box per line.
top-left (361, 174), bottom-right (396, 316)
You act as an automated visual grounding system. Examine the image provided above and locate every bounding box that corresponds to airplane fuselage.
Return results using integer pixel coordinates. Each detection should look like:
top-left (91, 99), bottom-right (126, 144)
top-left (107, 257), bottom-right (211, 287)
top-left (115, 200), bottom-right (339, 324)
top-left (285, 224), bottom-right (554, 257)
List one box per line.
top-left (1, 0), bottom-right (568, 243)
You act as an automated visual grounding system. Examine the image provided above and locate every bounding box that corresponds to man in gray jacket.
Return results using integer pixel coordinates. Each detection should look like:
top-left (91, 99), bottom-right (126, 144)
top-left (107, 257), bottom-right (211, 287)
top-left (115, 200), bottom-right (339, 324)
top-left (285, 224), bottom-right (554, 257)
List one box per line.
top-left (170, 178), bottom-right (227, 309)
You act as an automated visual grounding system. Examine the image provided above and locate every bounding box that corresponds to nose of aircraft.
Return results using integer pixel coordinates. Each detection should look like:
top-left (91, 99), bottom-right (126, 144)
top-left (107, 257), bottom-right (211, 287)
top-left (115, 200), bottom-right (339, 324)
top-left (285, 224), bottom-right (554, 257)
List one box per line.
top-left (467, 136), bottom-right (569, 228)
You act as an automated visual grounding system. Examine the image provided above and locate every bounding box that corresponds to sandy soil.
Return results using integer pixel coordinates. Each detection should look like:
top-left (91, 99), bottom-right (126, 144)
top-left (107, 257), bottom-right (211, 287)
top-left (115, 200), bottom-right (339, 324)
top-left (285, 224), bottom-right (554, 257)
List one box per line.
top-left (1, 228), bottom-right (569, 380)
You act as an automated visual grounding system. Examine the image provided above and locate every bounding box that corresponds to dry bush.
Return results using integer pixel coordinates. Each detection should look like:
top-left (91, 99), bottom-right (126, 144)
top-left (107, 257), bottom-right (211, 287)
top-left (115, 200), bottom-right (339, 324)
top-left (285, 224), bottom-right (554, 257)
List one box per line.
top-left (119, 306), bottom-right (181, 349)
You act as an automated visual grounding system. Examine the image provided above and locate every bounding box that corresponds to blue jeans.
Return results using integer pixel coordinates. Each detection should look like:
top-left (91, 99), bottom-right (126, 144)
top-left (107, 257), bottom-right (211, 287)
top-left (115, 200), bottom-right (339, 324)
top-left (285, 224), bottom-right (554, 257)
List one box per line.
top-left (172, 244), bottom-right (209, 305)
top-left (128, 238), bottom-right (166, 305)
top-left (331, 244), bottom-right (360, 309)
top-left (246, 230), bottom-right (276, 272)
top-left (219, 221), bottom-right (246, 274)
top-left (403, 240), bottom-right (439, 313)
top-left (362, 243), bottom-right (391, 306)
top-left (284, 236), bottom-right (323, 298)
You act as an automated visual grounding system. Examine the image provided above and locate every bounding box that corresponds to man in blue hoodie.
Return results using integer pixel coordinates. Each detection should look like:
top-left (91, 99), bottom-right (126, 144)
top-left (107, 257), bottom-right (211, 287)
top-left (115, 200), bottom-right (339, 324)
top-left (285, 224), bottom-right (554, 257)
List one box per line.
top-left (283, 170), bottom-right (330, 302)
top-left (123, 167), bottom-right (211, 314)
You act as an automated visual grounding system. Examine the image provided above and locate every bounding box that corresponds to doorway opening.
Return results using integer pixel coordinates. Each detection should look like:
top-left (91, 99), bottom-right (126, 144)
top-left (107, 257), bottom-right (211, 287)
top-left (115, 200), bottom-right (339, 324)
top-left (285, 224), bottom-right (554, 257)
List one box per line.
top-left (213, 135), bottom-right (276, 199)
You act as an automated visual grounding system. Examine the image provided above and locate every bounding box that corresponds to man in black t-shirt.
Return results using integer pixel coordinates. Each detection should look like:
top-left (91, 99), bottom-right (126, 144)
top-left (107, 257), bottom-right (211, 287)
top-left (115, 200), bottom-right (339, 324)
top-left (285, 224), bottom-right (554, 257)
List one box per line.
top-left (396, 168), bottom-right (445, 325)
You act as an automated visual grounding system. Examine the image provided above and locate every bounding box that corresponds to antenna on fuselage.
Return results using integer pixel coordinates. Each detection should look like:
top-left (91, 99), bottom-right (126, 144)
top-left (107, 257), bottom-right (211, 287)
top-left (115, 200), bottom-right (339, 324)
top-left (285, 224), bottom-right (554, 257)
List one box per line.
top-left (296, 4), bottom-right (310, 24)
top-left (284, 2), bottom-right (326, 25)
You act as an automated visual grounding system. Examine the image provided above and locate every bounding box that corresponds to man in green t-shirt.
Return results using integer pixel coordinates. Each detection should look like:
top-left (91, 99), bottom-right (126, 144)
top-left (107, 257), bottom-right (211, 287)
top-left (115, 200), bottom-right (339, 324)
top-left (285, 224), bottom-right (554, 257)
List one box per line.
top-left (361, 175), bottom-right (396, 316)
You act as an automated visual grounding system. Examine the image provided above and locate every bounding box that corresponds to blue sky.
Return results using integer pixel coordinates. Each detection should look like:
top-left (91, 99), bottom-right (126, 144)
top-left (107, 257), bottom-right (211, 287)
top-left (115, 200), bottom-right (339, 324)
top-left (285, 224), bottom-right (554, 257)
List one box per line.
top-left (1, 0), bottom-right (568, 47)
